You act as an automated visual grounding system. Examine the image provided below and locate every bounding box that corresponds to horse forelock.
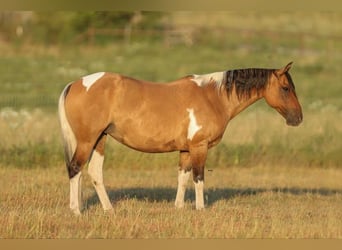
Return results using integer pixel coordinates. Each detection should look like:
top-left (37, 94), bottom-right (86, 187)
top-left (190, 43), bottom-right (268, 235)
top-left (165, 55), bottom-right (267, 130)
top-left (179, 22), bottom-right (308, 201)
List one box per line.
top-left (224, 68), bottom-right (272, 99)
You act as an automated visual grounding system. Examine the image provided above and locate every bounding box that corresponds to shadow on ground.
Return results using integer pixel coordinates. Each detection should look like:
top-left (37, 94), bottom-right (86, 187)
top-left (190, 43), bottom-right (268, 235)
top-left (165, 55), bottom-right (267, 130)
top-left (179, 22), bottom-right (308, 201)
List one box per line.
top-left (85, 186), bottom-right (342, 210)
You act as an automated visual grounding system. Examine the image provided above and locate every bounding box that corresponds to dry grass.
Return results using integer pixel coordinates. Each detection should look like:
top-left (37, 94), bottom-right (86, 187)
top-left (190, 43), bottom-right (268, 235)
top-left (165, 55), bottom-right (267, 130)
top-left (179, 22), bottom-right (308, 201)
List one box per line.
top-left (0, 165), bottom-right (341, 238)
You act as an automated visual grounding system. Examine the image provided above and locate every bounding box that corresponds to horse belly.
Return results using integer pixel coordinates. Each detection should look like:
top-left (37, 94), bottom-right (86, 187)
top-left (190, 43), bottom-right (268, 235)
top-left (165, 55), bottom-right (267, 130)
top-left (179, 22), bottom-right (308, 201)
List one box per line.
top-left (108, 120), bottom-right (186, 153)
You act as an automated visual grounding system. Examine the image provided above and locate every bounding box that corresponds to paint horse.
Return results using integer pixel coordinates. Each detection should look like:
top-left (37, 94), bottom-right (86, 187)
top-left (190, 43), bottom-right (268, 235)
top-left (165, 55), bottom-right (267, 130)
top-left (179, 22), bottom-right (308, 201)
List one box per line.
top-left (58, 62), bottom-right (302, 214)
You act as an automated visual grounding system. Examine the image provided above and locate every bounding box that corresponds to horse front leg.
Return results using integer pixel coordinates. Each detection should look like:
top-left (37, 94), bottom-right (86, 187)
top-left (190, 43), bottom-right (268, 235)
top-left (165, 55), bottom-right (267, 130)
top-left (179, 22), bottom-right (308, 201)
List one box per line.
top-left (190, 142), bottom-right (208, 210)
top-left (175, 151), bottom-right (192, 208)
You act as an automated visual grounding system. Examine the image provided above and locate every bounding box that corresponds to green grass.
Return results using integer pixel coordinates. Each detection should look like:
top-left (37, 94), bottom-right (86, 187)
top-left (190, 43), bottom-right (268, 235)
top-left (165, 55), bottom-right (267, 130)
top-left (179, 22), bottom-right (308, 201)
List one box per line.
top-left (0, 13), bottom-right (341, 111)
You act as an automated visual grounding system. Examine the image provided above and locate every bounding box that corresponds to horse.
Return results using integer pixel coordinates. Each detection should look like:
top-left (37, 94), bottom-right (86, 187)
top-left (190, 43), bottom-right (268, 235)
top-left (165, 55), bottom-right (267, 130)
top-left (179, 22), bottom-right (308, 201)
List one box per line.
top-left (58, 62), bottom-right (302, 214)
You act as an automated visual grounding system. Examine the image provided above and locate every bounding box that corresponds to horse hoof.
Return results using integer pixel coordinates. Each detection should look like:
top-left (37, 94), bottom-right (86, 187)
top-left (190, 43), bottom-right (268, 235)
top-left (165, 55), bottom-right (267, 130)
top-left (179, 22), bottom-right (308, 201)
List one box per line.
top-left (71, 209), bottom-right (82, 216)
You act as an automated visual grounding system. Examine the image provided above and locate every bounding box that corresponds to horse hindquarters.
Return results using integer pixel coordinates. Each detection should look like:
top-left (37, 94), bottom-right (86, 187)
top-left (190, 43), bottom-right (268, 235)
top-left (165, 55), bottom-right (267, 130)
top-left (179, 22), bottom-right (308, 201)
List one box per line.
top-left (59, 84), bottom-right (110, 214)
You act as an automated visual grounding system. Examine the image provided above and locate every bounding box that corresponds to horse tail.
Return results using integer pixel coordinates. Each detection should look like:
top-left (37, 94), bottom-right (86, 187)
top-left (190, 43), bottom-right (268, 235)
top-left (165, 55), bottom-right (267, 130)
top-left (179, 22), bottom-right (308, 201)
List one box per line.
top-left (58, 83), bottom-right (77, 170)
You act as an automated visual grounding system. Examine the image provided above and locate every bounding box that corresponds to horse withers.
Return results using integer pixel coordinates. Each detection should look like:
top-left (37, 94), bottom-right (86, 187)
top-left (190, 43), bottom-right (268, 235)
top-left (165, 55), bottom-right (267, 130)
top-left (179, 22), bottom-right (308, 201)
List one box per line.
top-left (58, 62), bottom-right (302, 214)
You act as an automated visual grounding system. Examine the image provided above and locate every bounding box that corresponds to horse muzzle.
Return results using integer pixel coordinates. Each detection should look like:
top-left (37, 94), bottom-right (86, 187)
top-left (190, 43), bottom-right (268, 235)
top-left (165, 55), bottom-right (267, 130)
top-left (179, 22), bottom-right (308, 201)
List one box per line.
top-left (286, 111), bottom-right (303, 126)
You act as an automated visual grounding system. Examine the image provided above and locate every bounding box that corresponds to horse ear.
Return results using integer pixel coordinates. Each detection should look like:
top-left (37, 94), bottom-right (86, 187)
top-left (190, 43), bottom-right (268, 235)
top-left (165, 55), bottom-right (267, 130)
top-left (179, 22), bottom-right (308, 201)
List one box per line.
top-left (275, 61), bottom-right (293, 77)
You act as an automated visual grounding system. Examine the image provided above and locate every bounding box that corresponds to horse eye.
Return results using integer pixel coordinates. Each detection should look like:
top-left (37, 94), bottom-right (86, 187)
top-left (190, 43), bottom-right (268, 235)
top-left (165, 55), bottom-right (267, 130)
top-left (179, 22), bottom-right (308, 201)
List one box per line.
top-left (282, 86), bottom-right (289, 92)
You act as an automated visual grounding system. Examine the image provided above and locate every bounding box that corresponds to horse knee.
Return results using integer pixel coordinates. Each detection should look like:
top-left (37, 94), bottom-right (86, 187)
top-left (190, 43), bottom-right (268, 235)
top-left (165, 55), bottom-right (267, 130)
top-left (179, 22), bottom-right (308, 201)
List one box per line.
top-left (192, 166), bottom-right (204, 183)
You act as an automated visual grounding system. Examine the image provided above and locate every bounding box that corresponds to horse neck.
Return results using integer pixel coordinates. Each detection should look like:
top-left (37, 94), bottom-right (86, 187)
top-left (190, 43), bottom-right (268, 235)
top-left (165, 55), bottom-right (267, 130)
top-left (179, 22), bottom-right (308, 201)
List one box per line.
top-left (222, 88), bottom-right (264, 120)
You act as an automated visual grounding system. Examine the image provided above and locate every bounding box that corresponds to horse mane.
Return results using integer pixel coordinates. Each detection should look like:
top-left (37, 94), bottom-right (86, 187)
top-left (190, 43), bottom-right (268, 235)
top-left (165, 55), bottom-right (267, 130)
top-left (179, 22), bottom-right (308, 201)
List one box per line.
top-left (191, 71), bottom-right (226, 87)
top-left (284, 71), bottom-right (295, 90)
top-left (191, 68), bottom-right (273, 100)
top-left (224, 68), bottom-right (273, 99)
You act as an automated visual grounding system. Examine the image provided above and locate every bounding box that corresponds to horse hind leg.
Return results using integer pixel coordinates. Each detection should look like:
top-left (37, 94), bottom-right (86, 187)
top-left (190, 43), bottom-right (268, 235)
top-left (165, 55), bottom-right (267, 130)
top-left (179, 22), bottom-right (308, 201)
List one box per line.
top-left (69, 171), bottom-right (82, 215)
top-left (68, 142), bottom-right (94, 215)
top-left (87, 134), bottom-right (113, 212)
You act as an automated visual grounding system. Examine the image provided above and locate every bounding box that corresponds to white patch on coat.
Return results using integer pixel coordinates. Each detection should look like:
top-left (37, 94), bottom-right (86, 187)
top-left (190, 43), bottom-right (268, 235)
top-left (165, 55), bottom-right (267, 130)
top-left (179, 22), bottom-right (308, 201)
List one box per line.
top-left (82, 72), bottom-right (105, 91)
top-left (186, 108), bottom-right (202, 140)
top-left (191, 71), bottom-right (225, 87)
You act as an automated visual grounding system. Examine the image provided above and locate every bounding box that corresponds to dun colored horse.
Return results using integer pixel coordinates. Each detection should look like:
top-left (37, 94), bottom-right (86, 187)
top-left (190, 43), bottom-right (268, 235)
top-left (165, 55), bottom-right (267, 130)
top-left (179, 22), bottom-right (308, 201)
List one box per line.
top-left (58, 62), bottom-right (302, 214)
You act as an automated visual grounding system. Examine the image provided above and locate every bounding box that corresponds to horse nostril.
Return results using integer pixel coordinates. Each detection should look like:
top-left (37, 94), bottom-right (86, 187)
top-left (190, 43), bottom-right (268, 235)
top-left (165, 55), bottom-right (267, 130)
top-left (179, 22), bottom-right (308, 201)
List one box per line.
top-left (299, 113), bottom-right (303, 123)
top-left (296, 115), bottom-right (303, 125)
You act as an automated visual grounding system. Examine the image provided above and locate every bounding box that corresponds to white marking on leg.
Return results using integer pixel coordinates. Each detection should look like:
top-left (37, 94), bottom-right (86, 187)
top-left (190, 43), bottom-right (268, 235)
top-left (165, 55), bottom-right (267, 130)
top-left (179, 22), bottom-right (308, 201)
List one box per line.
top-left (186, 108), bottom-right (202, 140)
top-left (88, 150), bottom-right (113, 211)
top-left (175, 169), bottom-right (191, 208)
top-left (70, 171), bottom-right (82, 215)
top-left (191, 71), bottom-right (225, 87)
top-left (82, 72), bottom-right (105, 92)
top-left (194, 180), bottom-right (205, 210)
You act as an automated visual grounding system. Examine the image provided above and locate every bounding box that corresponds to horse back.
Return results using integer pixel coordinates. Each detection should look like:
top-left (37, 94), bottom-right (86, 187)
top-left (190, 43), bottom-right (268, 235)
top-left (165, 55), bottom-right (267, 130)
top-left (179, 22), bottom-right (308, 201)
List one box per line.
top-left (63, 72), bottom-right (227, 152)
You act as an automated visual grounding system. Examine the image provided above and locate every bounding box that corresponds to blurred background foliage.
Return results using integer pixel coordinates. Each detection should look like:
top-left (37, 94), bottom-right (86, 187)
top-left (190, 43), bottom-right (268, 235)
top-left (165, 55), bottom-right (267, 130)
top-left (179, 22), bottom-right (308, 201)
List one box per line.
top-left (0, 11), bottom-right (168, 44)
top-left (1, 11), bottom-right (339, 46)
top-left (0, 11), bottom-right (340, 110)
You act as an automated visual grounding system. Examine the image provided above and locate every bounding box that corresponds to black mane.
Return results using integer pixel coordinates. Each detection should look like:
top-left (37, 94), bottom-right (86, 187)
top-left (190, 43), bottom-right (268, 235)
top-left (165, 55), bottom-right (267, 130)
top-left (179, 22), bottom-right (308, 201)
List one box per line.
top-left (224, 68), bottom-right (273, 99)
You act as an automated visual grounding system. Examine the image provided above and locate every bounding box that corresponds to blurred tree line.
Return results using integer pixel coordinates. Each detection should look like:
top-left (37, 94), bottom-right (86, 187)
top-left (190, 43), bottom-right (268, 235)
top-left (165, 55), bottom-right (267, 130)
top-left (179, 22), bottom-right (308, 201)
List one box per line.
top-left (0, 11), bottom-right (168, 45)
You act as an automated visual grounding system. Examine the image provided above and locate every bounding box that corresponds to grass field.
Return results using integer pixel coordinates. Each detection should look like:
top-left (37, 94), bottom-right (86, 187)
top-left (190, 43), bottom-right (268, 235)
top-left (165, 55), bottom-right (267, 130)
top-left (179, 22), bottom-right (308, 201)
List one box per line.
top-left (1, 165), bottom-right (341, 238)
top-left (0, 12), bottom-right (341, 238)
